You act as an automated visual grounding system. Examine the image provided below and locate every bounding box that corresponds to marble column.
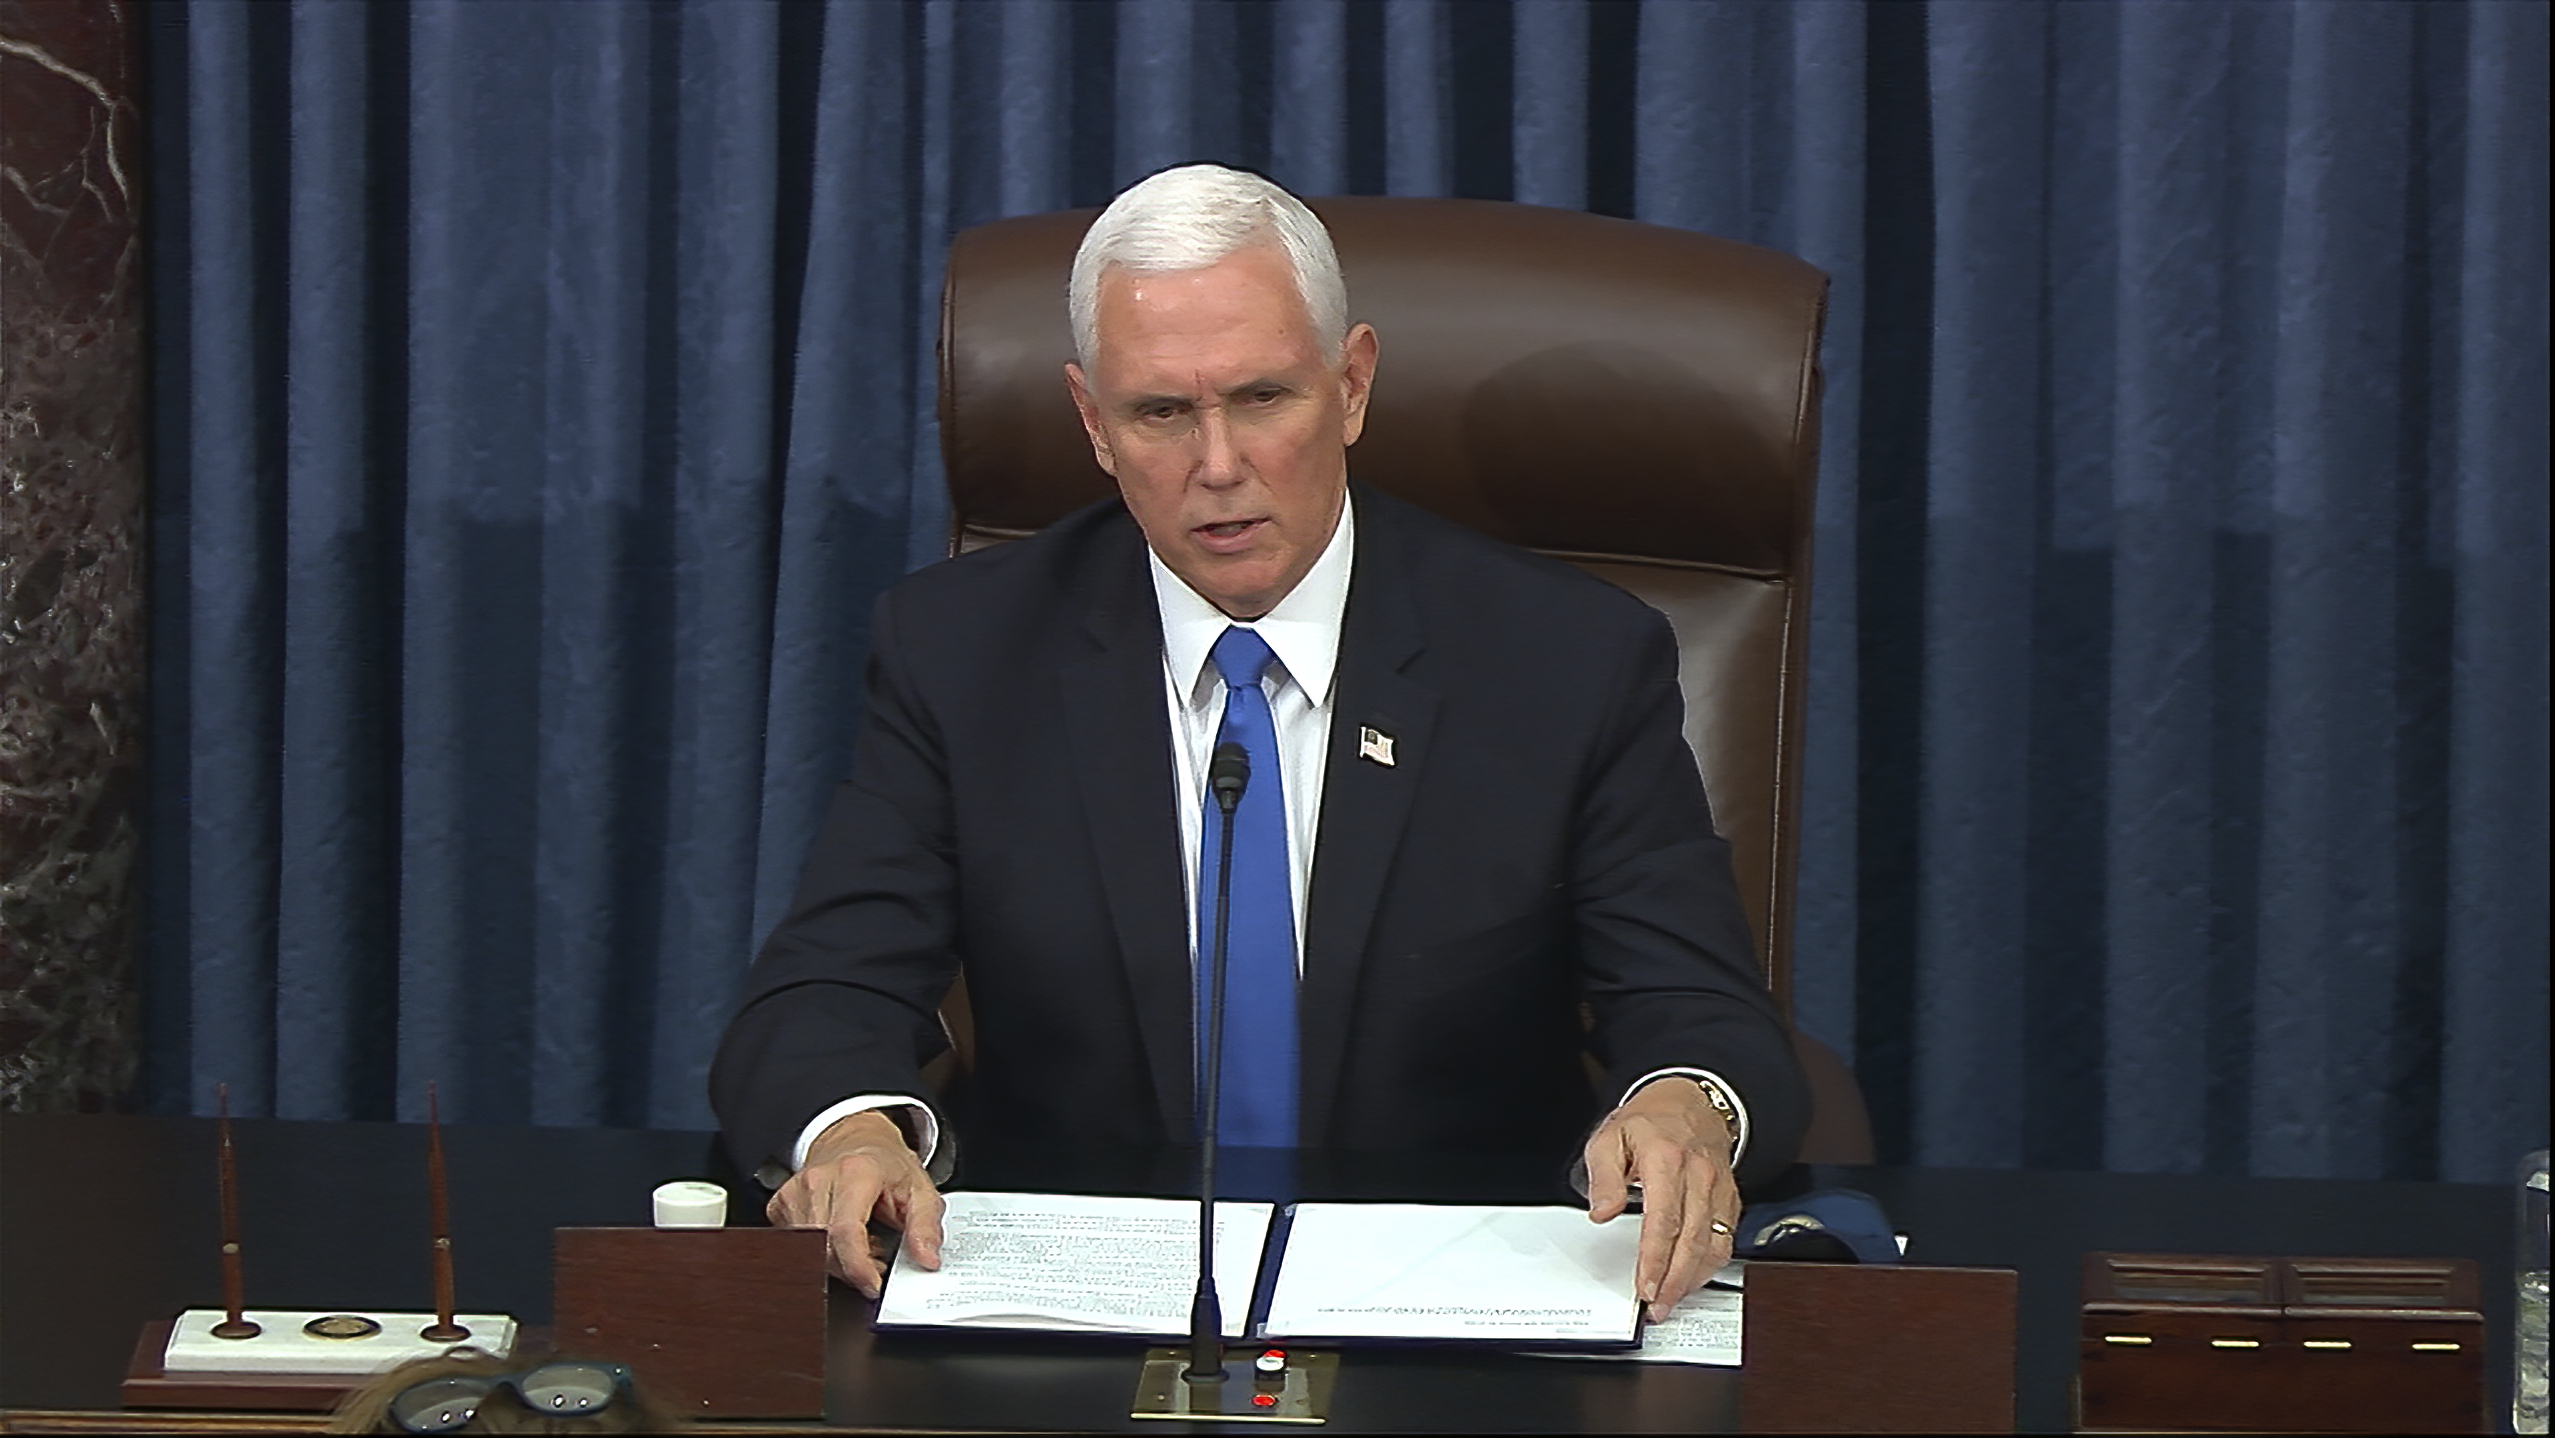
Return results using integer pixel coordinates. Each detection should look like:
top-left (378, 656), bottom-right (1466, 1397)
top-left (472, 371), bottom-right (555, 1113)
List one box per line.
top-left (0, 0), bottom-right (144, 1110)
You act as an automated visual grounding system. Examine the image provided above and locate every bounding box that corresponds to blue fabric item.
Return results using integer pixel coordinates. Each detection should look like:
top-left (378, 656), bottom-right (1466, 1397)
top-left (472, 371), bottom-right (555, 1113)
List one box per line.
top-left (1197, 629), bottom-right (1299, 1151)
top-left (140, 1), bottom-right (2545, 1181)
top-left (1734, 1189), bottom-right (1902, 1266)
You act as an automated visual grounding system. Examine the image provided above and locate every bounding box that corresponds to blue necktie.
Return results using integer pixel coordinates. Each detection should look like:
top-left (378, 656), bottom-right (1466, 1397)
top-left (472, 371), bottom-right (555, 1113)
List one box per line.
top-left (1198, 627), bottom-right (1298, 1149)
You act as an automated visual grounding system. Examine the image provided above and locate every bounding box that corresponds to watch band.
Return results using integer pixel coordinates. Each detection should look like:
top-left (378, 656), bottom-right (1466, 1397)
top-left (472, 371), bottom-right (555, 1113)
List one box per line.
top-left (1689, 1076), bottom-right (1742, 1147)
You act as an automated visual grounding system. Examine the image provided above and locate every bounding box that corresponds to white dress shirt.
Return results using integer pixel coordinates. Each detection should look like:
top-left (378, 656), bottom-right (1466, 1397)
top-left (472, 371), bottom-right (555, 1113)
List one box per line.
top-left (1152, 492), bottom-right (1356, 966)
top-left (789, 492), bottom-right (1750, 1174)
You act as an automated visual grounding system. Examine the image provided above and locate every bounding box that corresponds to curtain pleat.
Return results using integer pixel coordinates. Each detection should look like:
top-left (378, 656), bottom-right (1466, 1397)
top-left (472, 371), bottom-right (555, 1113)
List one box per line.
top-left (643, 1), bottom-right (786, 1130)
top-left (1771, 0), bottom-right (1867, 1069)
top-left (178, 0), bottom-right (278, 1113)
top-left (2441, 0), bottom-right (2551, 1183)
top-left (1914, 0), bottom-right (2049, 1171)
top-left (1115, 0), bottom-right (1195, 181)
top-left (1633, 1), bottom-right (1746, 238)
top-left (755, 0), bottom-right (924, 949)
top-left (2249, 3), bottom-right (2414, 1180)
top-left (275, 0), bottom-right (383, 1120)
top-left (143, 0), bottom-right (2547, 1179)
top-left (993, 1), bottom-right (1070, 215)
top-left (2100, 0), bottom-right (2243, 1176)
top-left (526, 0), bottom-right (652, 1128)
top-left (1511, 0), bottom-right (1588, 209)
top-left (1380, 0), bottom-right (1450, 196)
top-left (400, 0), bottom-right (565, 1122)
top-left (1269, 0), bottom-right (1347, 197)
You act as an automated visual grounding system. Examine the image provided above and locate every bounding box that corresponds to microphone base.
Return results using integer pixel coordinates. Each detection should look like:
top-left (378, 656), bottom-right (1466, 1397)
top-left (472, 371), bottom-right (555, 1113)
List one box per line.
top-left (1131, 1347), bottom-right (1337, 1424)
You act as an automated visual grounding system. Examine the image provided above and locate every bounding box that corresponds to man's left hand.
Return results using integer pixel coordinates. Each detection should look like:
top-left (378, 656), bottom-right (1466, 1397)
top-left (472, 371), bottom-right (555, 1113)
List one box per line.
top-left (1583, 1079), bottom-right (1738, 1322)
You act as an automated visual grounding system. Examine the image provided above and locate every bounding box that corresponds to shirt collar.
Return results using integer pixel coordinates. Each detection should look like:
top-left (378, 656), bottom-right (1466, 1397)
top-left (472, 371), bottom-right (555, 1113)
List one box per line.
top-left (1149, 489), bottom-right (1356, 710)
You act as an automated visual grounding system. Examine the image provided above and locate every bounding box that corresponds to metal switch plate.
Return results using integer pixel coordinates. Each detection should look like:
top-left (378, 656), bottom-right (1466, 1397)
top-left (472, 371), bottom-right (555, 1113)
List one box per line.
top-left (1132, 1348), bottom-right (1338, 1424)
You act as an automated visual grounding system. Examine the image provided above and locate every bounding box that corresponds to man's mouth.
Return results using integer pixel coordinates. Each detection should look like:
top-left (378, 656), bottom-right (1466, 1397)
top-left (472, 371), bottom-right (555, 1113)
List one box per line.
top-left (1193, 518), bottom-right (1266, 549)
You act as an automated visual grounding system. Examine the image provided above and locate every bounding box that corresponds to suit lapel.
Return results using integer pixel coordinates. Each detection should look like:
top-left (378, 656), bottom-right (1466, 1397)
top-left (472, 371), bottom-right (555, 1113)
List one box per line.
top-left (1298, 503), bottom-right (1438, 1147)
top-left (1058, 536), bottom-right (1195, 1141)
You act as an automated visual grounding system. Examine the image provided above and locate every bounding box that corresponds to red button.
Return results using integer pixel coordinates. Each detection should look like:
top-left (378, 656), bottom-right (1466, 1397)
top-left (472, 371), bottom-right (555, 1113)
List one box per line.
top-left (1252, 1394), bottom-right (1277, 1408)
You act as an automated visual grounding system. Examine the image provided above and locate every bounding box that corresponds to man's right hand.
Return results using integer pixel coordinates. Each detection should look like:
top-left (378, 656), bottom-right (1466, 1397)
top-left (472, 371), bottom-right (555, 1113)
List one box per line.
top-left (766, 1109), bottom-right (945, 1298)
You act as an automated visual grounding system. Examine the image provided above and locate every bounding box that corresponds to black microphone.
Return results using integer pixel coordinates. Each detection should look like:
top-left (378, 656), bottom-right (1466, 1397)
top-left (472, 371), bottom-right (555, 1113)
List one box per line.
top-left (1188, 740), bottom-right (1250, 1383)
top-left (1208, 741), bottom-right (1250, 814)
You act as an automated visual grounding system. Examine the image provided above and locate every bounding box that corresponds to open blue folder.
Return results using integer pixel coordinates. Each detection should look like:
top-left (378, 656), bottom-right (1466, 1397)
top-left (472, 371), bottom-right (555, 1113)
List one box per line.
top-left (875, 1193), bottom-right (1644, 1349)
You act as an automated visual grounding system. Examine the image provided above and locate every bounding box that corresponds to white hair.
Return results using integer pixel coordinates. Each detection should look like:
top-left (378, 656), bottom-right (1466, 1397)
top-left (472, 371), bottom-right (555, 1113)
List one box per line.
top-left (1068, 164), bottom-right (1349, 368)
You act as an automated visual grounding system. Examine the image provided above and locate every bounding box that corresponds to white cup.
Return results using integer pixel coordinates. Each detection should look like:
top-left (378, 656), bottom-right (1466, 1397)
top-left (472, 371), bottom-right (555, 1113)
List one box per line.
top-left (651, 1180), bottom-right (729, 1229)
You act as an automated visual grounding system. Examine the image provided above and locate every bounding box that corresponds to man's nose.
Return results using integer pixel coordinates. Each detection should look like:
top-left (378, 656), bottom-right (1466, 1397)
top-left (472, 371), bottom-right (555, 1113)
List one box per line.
top-left (1191, 406), bottom-right (1244, 486)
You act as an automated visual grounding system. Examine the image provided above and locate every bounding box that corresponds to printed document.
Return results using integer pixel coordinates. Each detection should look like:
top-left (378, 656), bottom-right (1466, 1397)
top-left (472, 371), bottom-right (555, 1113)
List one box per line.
top-left (1262, 1203), bottom-right (1642, 1343)
top-left (878, 1191), bottom-right (1274, 1337)
top-left (1534, 1261), bottom-right (1747, 1366)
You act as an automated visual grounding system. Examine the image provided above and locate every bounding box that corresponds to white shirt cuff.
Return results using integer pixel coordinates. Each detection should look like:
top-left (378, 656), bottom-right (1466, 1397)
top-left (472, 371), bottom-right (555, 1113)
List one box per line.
top-left (1623, 1067), bottom-right (1750, 1170)
top-left (789, 1095), bottom-right (942, 1172)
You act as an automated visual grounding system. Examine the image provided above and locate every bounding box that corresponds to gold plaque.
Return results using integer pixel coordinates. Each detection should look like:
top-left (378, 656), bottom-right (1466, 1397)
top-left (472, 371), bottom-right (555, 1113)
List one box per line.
top-left (303, 1314), bottom-right (384, 1340)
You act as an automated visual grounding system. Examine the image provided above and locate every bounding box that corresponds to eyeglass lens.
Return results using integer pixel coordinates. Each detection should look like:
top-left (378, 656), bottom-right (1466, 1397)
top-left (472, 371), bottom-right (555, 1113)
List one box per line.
top-left (389, 1376), bottom-right (491, 1432)
top-left (516, 1363), bottom-right (618, 1411)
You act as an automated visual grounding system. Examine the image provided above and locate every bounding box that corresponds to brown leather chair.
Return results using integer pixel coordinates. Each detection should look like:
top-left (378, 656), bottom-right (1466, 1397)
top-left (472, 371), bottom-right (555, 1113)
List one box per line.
top-left (932, 196), bottom-right (1873, 1166)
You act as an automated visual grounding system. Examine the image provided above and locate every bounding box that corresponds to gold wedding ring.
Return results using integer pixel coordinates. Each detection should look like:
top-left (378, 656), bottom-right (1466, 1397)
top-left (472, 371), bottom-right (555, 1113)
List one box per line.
top-left (1709, 1220), bottom-right (1734, 1235)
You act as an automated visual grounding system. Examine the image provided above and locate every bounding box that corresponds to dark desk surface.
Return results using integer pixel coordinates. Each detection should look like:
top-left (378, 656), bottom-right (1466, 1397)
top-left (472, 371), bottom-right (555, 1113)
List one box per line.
top-left (0, 1113), bottom-right (2513, 1433)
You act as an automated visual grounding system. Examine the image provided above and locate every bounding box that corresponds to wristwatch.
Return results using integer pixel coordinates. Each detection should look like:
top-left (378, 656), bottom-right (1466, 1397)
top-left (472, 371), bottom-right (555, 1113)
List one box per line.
top-left (1686, 1077), bottom-right (1742, 1148)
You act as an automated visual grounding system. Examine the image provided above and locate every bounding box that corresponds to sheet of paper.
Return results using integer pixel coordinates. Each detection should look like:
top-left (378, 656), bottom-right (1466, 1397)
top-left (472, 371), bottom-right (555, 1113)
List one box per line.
top-left (1262, 1203), bottom-right (1641, 1343)
top-left (877, 1191), bottom-right (1272, 1337)
top-left (1634, 1284), bottom-right (1744, 1364)
top-left (1529, 1261), bottom-right (1747, 1366)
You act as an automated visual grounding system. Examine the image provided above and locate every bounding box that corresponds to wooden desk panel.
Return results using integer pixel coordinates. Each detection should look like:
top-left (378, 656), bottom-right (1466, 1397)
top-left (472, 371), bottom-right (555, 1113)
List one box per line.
top-left (0, 1114), bottom-right (2510, 1433)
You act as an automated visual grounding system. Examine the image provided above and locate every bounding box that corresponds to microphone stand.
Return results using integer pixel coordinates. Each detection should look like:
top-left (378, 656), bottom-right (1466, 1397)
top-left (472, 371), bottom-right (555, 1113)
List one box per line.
top-left (1135, 742), bottom-right (1331, 1422)
top-left (1186, 751), bottom-right (1244, 1384)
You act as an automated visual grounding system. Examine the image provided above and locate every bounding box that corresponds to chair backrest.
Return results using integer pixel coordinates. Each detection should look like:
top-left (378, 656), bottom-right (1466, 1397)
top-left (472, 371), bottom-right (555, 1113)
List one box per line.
top-left (938, 197), bottom-right (1826, 1012)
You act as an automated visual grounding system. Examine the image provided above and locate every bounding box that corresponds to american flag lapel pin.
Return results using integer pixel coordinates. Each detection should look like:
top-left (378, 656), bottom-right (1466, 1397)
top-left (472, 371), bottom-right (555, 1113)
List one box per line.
top-left (1358, 725), bottom-right (1396, 767)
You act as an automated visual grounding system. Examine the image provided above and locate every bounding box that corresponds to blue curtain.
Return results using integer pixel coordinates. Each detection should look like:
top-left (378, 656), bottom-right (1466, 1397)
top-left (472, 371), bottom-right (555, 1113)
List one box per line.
top-left (144, 0), bottom-right (2548, 1181)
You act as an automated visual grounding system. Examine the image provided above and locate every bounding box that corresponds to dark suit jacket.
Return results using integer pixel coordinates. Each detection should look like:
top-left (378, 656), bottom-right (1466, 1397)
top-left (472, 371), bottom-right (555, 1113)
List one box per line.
top-left (712, 486), bottom-right (1808, 1185)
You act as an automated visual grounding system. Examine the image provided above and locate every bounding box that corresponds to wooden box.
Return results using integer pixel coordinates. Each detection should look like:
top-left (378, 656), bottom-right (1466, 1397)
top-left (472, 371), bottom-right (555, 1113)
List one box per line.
top-left (2078, 1252), bottom-right (2484, 1433)
top-left (551, 1226), bottom-right (827, 1419)
top-left (1740, 1262), bottom-right (2019, 1432)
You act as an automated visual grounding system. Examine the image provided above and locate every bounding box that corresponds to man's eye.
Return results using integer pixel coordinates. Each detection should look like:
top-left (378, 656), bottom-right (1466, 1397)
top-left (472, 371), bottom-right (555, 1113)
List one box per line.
top-left (1137, 404), bottom-right (1184, 422)
top-left (1246, 387), bottom-right (1286, 405)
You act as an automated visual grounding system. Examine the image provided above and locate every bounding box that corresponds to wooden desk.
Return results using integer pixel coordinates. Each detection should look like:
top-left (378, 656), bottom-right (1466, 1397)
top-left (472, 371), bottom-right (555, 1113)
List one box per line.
top-left (0, 1114), bottom-right (2511, 1433)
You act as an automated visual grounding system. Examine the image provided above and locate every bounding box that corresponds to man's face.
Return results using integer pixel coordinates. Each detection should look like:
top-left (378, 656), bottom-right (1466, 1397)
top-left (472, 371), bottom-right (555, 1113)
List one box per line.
top-left (1066, 244), bottom-right (1378, 619)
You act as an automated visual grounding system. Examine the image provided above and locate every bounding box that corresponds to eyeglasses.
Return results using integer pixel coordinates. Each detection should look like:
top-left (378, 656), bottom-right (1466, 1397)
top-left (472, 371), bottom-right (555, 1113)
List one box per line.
top-left (386, 1360), bottom-right (637, 1434)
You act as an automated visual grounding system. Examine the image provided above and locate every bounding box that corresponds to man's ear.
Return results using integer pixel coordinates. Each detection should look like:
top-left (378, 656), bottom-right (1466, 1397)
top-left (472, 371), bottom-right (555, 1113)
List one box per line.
top-left (1336, 323), bottom-right (1380, 448)
top-left (1064, 362), bottom-right (1118, 477)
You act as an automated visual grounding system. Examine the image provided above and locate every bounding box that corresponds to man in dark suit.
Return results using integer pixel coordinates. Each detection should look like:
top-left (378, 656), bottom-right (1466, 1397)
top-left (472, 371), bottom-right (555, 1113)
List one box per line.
top-left (711, 165), bottom-right (1807, 1323)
